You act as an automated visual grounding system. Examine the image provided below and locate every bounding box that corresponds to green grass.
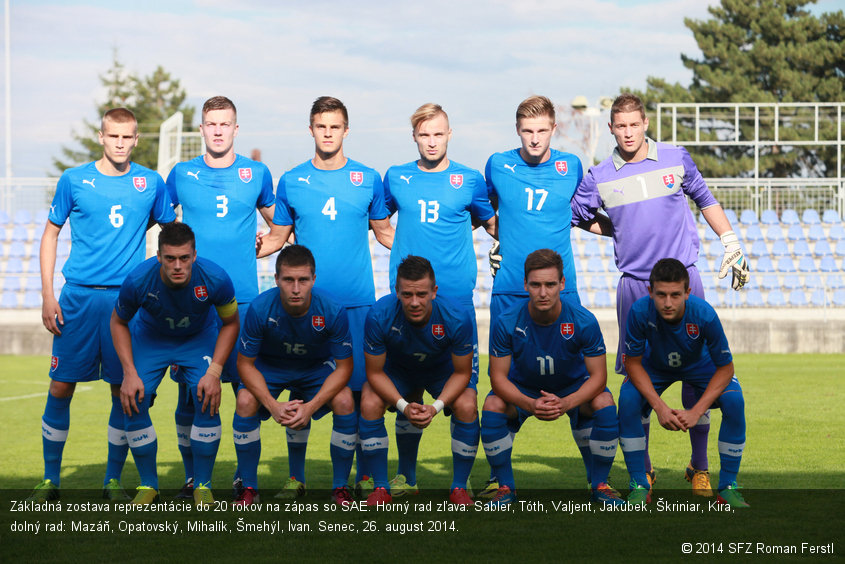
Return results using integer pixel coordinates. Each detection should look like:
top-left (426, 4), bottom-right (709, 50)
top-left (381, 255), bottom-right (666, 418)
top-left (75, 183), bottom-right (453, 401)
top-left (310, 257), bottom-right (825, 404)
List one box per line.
top-left (1, 354), bottom-right (843, 563)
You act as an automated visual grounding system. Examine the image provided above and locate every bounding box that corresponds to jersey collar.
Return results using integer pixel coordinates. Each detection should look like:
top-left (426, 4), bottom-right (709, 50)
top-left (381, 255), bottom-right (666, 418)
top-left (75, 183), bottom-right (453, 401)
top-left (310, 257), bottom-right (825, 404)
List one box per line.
top-left (611, 138), bottom-right (658, 171)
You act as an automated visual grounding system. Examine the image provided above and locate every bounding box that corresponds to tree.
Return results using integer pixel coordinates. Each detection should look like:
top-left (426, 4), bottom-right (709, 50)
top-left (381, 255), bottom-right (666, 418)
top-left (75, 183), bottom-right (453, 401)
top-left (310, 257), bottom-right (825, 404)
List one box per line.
top-left (53, 54), bottom-right (195, 173)
top-left (627, 0), bottom-right (844, 178)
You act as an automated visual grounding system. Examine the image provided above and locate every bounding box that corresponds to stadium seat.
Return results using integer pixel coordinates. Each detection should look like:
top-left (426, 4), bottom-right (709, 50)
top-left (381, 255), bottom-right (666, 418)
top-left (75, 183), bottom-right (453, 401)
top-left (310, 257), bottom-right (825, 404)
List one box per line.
top-left (832, 289), bottom-right (845, 307)
top-left (34, 209), bottom-right (48, 224)
top-left (0, 210), bottom-right (10, 224)
top-left (707, 291), bottom-right (724, 307)
top-left (804, 274), bottom-right (823, 289)
top-left (582, 239), bottom-right (601, 257)
top-left (810, 289), bottom-right (827, 307)
top-left (743, 224), bottom-right (764, 241)
top-left (11, 226), bottom-right (30, 242)
top-left (1, 276), bottom-right (20, 292)
top-left (588, 275), bottom-right (611, 292)
top-left (0, 291), bottom-right (18, 309)
top-left (58, 226), bottom-right (71, 241)
top-left (724, 208), bottom-right (739, 225)
top-left (834, 240), bottom-right (845, 257)
top-left (373, 255), bottom-right (389, 273)
top-left (766, 290), bottom-right (786, 307)
top-left (802, 209), bottom-right (821, 225)
top-left (7, 242), bottom-right (26, 258)
top-left (756, 256), bottom-right (775, 273)
top-left (21, 291), bottom-right (40, 308)
top-left (776, 257), bottom-right (796, 272)
top-left (765, 224), bottom-right (785, 241)
top-left (785, 224), bottom-right (805, 241)
top-left (792, 239), bottom-right (811, 257)
top-left (797, 256), bottom-right (817, 272)
top-left (788, 289), bottom-right (808, 306)
top-left (744, 289), bottom-right (764, 307)
top-left (783, 274), bottom-right (801, 290)
top-left (702, 226), bottom-right (720, 240)
top-left (5, 258), bottom-right (23, 274)
top-left (707, 239), bottom-right (723, 258)
top-left (822, 209), bottom-right (841, 224)
top-left (701, 274), bottom-right (717, 291)
top-left (806, 223), bottom-right (826, 241)
top-left (739, 209), bottom-right (758, 225)
top-left (760, 274), bottom-right (780, 290)
top-left (813, 240), bottom-right (833, 257)
top-left (830, 224), bottom-right (845, 241)
top-left (770, 240), bottom-right (790, 257)
top-left (24, 277), bottom-right (40, 292)
top-left (760, 209), bottom-right (779, 225)
top-left (828, 274), bottom-right (845, 290)
top-left (13, 209), bottom-right (32, 226)
top-left (585, 257), bottom-right (606, 273)
top-left (593, 291), bottom-right (613, 308)
top-left (780, 209), bottom-right (800, 225)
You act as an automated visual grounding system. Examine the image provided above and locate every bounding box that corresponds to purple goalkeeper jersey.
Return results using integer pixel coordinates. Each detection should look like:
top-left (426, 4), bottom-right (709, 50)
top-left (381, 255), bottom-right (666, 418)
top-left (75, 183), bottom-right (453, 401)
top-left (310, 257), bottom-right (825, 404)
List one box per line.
top-left (571, 139), bottom-right (718, 279)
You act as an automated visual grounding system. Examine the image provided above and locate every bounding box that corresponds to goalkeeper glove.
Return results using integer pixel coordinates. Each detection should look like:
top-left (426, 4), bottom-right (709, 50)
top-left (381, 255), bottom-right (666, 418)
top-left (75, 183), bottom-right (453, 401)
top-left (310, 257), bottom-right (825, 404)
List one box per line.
top-left (488, 241), bottom-right (501, 278)
top-left (718, 231), bottom-right (750, 290)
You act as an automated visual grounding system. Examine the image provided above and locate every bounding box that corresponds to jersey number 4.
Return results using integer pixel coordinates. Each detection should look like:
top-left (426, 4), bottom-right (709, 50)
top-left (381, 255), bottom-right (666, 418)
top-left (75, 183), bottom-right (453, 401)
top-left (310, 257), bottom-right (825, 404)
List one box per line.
top-left (322, 197), bottom-right (337, 220)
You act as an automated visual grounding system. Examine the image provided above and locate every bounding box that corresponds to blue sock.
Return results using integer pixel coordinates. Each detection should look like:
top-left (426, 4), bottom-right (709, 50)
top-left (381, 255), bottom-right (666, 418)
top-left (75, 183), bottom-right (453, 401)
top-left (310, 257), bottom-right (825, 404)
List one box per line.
top-left (190, 389), bottom-right (221, 487)
top-left (481, 410), bottom-right (515, 490)
top-left (588, 406), bottom-right (619, 489)
top-left (104, 395), bottom-right (129, 485)
top-left (359, 416), bottom-right (389, 489)
top-left (233, 413), bottom-right (261, 490)
top-left (41, 393), bottom-right (71, 486)
top-left (716, 390), bottom-right (746, 490)
top-left (450, 416), bottom-right (479, 490)
top-left (286, 424), bottom-right (310, 483)
top-left (571, 421), bottom-right (592, 485)
top-left (395, 412), bottom-right (422, 485)
top-left (125, 395), bottom-right (158, 490)
top-left (642, 415), bottom-right (652, 472)
top-left (618, 382), bottom-right (648, 488)
top-left (330, 413), bottom-right (357, 489)
top-left (174, 383), bottom-right (194, 483)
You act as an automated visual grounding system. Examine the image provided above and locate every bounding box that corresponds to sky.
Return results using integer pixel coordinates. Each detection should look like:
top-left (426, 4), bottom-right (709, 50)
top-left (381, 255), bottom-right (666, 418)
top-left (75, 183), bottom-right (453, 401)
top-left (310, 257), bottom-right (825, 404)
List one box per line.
top-left (1, 0), bottom-right (841, 180)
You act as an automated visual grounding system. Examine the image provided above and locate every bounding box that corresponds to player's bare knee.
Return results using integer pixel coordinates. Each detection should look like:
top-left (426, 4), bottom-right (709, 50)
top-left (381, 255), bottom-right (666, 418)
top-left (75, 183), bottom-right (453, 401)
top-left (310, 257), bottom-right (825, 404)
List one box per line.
top-left (330, 386), bottom-right (355, 415)
top-left (482, 393), bottom-right (507, 413)
top-left (359, 383), bottom-right (386, 419)
top-left (451, 389), bottom-right (479, 422)
top-left (48, 380), bottom-right (75, 398)
top-left (235, 388), bottom-right (259, 417)
top-left (591, 391), bottom-right (615, 411)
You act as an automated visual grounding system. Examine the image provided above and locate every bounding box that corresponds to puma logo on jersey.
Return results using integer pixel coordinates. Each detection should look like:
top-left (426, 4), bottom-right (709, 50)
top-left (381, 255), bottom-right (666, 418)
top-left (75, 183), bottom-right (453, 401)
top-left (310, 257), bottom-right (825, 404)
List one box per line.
top-left (648, 322), bottom-right (658, 329)
top-left (390, 326), bottom-right (402, 335)
top-left (298, 176), bottom-right (311, 184)
top-left (267, 317), bottom-right (279, 326)
top-left (187, 171), bottom-right (200, 180)
top-left (503, 164), bottom-right (516, 173)
top-left (400, 175), bottom-right (412, 184)
top-left (515, 326), bottom-right (528, 337)
top-left (82, 178), bottom-right (95, 188)
top-left (146, 291), bottom-right (160, 301)
top-left (613, 187), bottom-right (624, 195)
top-left (240, 338), bottom-right (250, 348)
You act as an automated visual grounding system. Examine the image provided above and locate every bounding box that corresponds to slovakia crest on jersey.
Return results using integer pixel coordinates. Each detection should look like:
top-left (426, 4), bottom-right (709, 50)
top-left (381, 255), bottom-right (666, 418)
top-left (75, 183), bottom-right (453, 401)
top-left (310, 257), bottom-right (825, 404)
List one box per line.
top-left (239, 168), bottom-right (253, 183)
top-left (312, 315), bottom-right (326, 331)
top-left (133, 177), bottom-right (147, 192)
top-left (432, 324), bottom-right (446, 340)
top-left (662, 174), bottom-right (675, 189)
top-left (450, 174), bottom-right (463, 189)
top-left (194, 286), bottom-right (209, 301)
top-left (350, 171), bottom-right (363, 186)
top-left (560, 322), bottom-right (574, 340)
top-left (555, 161), bottom-right (568, 176)
top-left (50, 355), bottom-right (59, 372)
top-left (686, 323), bottom-right (700, 339)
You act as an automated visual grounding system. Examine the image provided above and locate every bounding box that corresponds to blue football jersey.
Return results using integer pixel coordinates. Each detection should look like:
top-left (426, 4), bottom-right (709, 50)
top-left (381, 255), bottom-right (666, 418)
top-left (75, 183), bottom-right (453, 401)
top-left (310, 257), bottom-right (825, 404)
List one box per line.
top-left (364, 294), bottom-right (473, 379)
top-left (490, 298), bottom-right (605, 391)
top-left (384, 160), bottom-right (494, 301)
top-left (485, 149), bottom-right (583, 296)
top-left (238, 287), bottom-right (353, 372)
top-left (166, 154), bottom-right (275, 304)
top-left (273, 159), bottom-right (388, 307)
top-left (625, 294), bottom-right (732, 377)
top-left (115, 256), bottom-right (236, 337)
top-left (49, 162), bottom-right (175, 286)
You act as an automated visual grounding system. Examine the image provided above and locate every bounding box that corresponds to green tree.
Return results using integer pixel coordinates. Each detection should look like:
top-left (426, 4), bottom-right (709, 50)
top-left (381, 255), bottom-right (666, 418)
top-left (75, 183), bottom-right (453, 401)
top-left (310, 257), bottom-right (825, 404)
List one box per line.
top-left (627, 0), bottom-right (844, 178)
top-left (53, 54), bottom-right (195, 173)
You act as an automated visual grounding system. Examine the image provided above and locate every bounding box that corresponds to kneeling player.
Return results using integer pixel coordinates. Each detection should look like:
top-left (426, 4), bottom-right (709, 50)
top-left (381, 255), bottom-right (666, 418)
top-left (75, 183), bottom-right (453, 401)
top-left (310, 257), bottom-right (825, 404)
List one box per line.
top-left (359, 256), bottom-right (478, 506)
top-left (111, 223), bottom-right (239, 506)
top-left (233, 245), bottom-right (357, 506)
top-left (619, 258), bottom-right (748, 507)
top-left (481, 249), bottom-right (624, 507)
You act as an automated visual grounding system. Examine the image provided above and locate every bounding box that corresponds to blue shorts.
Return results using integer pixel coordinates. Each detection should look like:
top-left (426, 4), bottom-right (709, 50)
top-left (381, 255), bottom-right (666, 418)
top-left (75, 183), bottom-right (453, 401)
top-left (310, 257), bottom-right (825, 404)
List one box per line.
top-left (448, 295), bottom-right (480, 386)
top-left (620, 372), bottom-right (742, 418)
top-left (243, 359), bottom-right (336, 421)
top-left (346, 305), bottom-right (371, 392)
top-left (49, 283), bottom-right (121, 384)
top-left (491, 377), bottom-right (607, 433)
top-left (133, 323), bottom-right (217, 395)
top-left (386, 363), bottom-right (478, 407)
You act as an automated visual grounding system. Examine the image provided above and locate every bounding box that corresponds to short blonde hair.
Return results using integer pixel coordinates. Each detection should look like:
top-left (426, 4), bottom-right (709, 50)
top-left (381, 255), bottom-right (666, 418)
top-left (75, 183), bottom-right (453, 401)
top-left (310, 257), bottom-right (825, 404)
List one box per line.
top-left (516, 95), bottom-right (555, 122)
top-left (410, 103), bottom-right (448, 131)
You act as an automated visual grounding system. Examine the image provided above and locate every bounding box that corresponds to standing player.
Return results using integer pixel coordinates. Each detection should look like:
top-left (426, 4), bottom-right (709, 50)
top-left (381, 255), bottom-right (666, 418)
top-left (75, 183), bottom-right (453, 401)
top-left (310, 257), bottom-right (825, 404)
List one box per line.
top-left (571, 93), bottom-right (750, 495)
top-left (111, 223), bottom-right (239, 505)
top-left (233, 245), bottom-right (357, 506)
top-left (259, 96), bottom-right (393, 496)
top-left (166, 95), bottom-right (280, 498)
top-left (481, 249), bottom-right (624, 507)
top-left (381, 103), bottom-right (495, 496)
top-left (30, 108), bottom-right (175, 502)
top-left (618, 258), bottom-right (747, 508)
top-left (358, 256), bottom-right (477, 505)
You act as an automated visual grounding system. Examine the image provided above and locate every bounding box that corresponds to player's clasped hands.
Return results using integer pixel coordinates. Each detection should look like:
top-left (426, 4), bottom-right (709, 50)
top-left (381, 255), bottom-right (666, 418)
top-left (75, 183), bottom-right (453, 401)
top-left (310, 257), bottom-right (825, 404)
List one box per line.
top-left (533, 391), bottom-right (563, 421)
top-left (406, 402), bottom-right (436, 429)
top-left (655, 404), bottom-right (687, 431)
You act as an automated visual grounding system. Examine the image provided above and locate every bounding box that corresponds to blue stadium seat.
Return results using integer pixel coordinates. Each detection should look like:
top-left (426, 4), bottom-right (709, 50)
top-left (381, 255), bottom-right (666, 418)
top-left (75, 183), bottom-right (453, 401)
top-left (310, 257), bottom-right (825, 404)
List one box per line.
top-left (22, 291), bottom-right (40, 308)
top-left (813, 240), bottom-right (833, 257)
top-left (724, 208), bottom-right (739, 225)
top-left (834, 240), bottom-right (845, 257)
top-left (0, 210), bottom-right (10, 224)
top-left (797, 256), bottom-right (817, 272)
top-left (804, 274), bottom-right (823, 290)
top-left (748, 239), bottom-right (768, 258)
top-left (788, 289), bottom-right (808, 306)
top-left (1, 276), bottom-right (20, 292)
top-left (35, 209), bottom-right (49, 224)
top-left (588, 275), bottom-right (611, 292)
top-left (599, 239), bottom-right (614, 257)
top-left (766, 290), bottom-right (786, 307)
top-left (828, 274), bottom-right (845, 290)
top-left (832, 289), bottom-right (845, 307)
top-left (765, 224), bottom-right (785, 241)
top-left (5, 258), bottom-right (23, 274)
top-left (760, 274), bottom-right (780, 290)
top-left (11, 226), bottom-right (30, 242)
top-left (707, 239), bottom-right (723, 258)
top-left (830, 224), bottom-right (845, 241)
top-left (780, 209), bottom-right (800, 225)
top-left (744, 289), bottom-right (764, 307)
top-left (701, 274), bottom-right (716, 291)
top-left (806, 223), bottom-right (826, 241)
top-left (373, 255), bottom-right (389, 273)
top-left (8, 242), bottom-right (26, 258)
top-left (743, 224), bottom-right (764, 241)
top-left (586, 257), bottom-right (606, 273)
top-left (785, 224), bottom-right (805, 241)
top-left (802, 209), bottom-right (821, 225)
top-left (1, 291), bottom-right (18, 308)
top-left (810, 289), bottom-right (827, 307)
top-left (24, 277), bottom-right (40, 292)
top-left (822, 209), bottom-right (841, 224)
top-left (58, 226), bottom-right (71, 241)
top-left (593, 291), bottom-right (613, 308)
top-left (792, 239), bottom-right (811, 257)
top-left (707, 291), bottom-right (724, 307)
top-left (703, 226), bottom-right (720, 240)
top-left (13, 209), bottom-right (32, 226)
top-left (770, 240), bottom-right (790, 257)
top-left (756, 256), bottom-right (775, 272)
top-left (783, 274), bottom-right (801, 290)
top-left (760, 209), bottom-right (780, 225)
top-left (739, 209), bottom-right (758, 225)
top-left (776, 257), bottom-right (796, 272)
top-left (582, 239), bottom-right (601, 257)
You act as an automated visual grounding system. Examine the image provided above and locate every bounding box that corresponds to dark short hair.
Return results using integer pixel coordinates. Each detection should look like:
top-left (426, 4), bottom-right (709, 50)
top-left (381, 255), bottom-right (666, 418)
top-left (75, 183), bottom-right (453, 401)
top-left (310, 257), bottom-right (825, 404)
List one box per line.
top-left (310, 96), bottom-right (349, 127)
top-left (610, 93), bottom-right (646, 123)
top-left (158, 222), bottom-right (195, 250)
top-left (275, 244), bottom-right (316, 276)
top-left (649, 258), bottom-right (690, 289)
top-left (202, 96), bottom-right (237, 120)
top-left (524, 248), bottom-right (563, 280)
top-left (396, 255), bottom-right (435, 287)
